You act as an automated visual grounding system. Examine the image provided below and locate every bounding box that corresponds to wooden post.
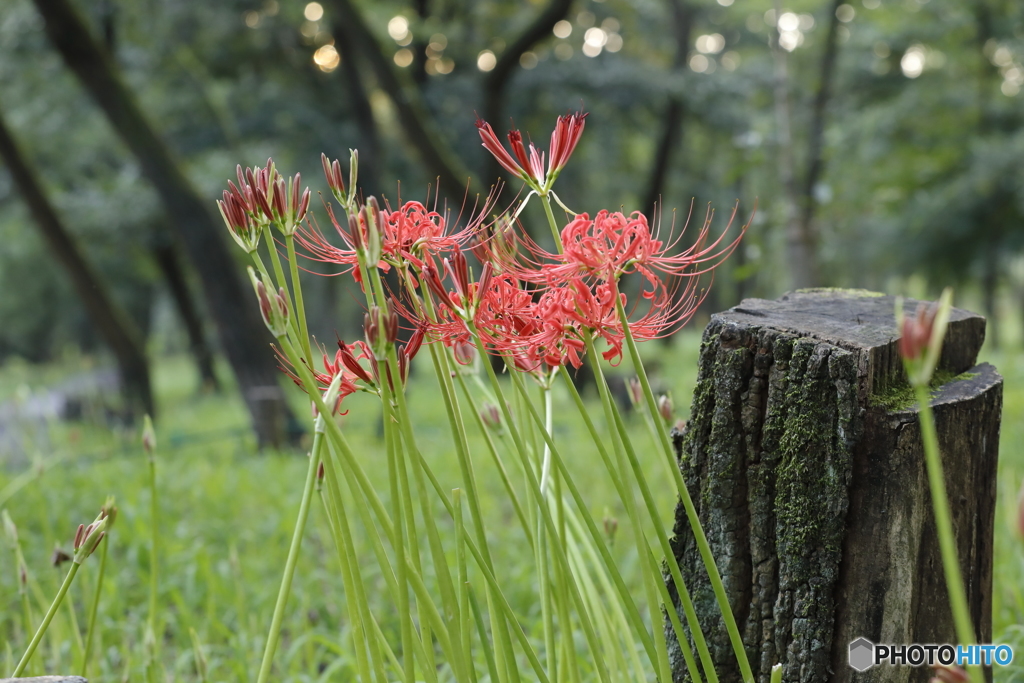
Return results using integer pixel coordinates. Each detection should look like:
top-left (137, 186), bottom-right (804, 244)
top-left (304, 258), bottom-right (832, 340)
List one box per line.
top-left (668, 289), bottom-right (1002, 683)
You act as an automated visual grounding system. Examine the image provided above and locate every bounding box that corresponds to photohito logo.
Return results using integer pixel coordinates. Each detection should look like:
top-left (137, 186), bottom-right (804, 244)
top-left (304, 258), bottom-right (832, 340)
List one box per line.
top-left (848, 638), bottom-right (1014, 671)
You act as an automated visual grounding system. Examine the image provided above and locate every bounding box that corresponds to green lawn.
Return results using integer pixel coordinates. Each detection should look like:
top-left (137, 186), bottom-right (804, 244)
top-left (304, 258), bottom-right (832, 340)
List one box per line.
top-left (1, 331), bottom-right (1021, 681)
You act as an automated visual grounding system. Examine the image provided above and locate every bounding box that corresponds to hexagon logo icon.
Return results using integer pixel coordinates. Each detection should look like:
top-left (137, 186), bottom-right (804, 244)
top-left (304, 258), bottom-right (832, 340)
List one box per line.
top-left (849, 637), bottom-right (875, 672)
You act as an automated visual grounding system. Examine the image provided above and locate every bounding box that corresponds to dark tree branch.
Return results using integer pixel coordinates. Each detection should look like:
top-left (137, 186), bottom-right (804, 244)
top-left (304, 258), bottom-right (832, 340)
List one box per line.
top-left (31, 0), bottom-right (294, 446)
top-left (640, 0), bottom-right (695, 216)
top-left (0, 106), bottom-right (154, 418)
top-left (482, 0), bottom-right (574, 126)
top-left (151, 240), bottom-right (220, 391)
top-left (328, 0), bottom-right (481, 203)
top-left (796, 0), bottom-right (844, 246)
top-left (333, 17), bottom-right (383, 196)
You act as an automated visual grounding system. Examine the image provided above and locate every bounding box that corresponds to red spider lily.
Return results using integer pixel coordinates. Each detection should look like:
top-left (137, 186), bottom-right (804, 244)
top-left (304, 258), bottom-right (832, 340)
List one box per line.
top-left (275, 345), bottom-right (359, 415)
top-left (296, 197), bottom-right (495, 283)
top-left (513, 206), bottom-right (745, 294)
top-left (476, 111), bottom-right (587, 191)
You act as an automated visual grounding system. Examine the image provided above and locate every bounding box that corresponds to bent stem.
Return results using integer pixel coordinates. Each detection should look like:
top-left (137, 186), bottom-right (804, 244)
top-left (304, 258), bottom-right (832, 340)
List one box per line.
top-left (79, 534), bottom-right (108, 677)
top-left (255, 432), bottom-right (324, 683)
top-left (12, 562), bottom-right (81, 677)
top-left (914, 385), bottom-right (983, 683)
top-left (614, 295), bottom-right (754, 683)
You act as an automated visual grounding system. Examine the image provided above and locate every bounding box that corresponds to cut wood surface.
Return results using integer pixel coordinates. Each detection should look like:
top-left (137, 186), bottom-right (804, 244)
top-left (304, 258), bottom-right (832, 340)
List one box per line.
top-left (667, 289), bottom-right (1001, 683)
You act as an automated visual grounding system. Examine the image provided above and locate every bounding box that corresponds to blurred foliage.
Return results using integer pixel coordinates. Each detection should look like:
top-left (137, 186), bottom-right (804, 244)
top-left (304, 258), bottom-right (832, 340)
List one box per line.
top-left (0, 0), bottom-right (1022, 363)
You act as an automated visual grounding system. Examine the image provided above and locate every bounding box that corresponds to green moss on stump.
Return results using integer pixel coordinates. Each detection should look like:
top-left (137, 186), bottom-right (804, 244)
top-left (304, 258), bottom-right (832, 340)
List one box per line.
top-left (869, 369), bottom-right (979, 412)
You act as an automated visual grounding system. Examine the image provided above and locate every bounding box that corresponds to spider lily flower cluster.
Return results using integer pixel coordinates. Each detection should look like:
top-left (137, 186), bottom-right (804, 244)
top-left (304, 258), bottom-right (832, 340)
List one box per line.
top-left (219, 113), bottom-right (757, 683)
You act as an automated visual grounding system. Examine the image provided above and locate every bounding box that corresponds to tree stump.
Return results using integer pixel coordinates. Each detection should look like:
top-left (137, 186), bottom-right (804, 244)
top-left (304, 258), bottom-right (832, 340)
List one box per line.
top-left (667, 289), bottom-right (1002, 683)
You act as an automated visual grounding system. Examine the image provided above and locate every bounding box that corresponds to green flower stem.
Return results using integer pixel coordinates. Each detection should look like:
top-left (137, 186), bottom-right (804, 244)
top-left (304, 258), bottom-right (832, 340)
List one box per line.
top-left (453, 489), bottom-right (478, 683)
top-left (541, 195), bottom-right (563, 254)
top-left (413, 280), bottom-right (517, 683)
top-left (316, 486), bottom-right (376, 683)
top-left (379, 372), bottom-right (416, 683)
top-left (255, 430), bottom-right (323, 683)
top-left (521, 348), bottom-right (700, 683)
top-left (147, 450), bottom-right (159, 641)
top-left (465, 327), bottom-right (611, 683)
top-left (79, 534), bottom-right (108, 677)
top-left (557, 370), bottom-right (669, 675)
top-left (12, 561), bottom-right (80, 677)
top-left (286, 334), bottom-right (546, 683)
top-left (318, 444), bottom-right (388, 683)
top-left (558, 366), bottom-right (685, 683)
top-left (249, 252), bottom-right (306, 348)
top-left (614, 296), bottom-right (755, 683)
top-left (914, 385), bottom-right (984, 683)
top-left (284, 236), bottom-right (312, 360)
top-left (451, 370), bottom-right (534, 548)
top-left (563, 505), bottom-right (648, 683)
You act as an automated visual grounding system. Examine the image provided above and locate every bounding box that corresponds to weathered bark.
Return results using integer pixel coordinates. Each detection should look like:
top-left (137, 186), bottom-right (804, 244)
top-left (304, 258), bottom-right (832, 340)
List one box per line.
top-left (668, 289), bottom-right (1000, 683)
top-left (151, 241), bottom-right (219, 391)
top-left (32, 0), bottom-right (292, 446)
top-left (0, 105), bottom-right (154, 419)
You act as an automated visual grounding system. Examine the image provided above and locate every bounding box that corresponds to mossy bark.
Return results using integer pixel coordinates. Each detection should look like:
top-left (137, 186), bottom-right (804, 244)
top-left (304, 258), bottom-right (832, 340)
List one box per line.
top-left (668, 289), bottom-right (1001, 683)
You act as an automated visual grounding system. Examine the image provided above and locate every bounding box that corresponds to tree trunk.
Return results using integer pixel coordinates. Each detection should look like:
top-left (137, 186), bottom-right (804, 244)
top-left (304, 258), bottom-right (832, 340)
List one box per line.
top-left (668, 289), bottom-right (1000, 683)
top-left (640, 0), bottom-right (694, 217)
top-left (793, 0), bottom-right (843, 283)
top-left (480, 0), bottom-right (574, 199)
top-left (32, 0), bottom-right (293, 446)
top-left (0, 106), bottom-right (154, 420)
top-left (327, 0), bottom-right (480, 204)
top-left (151, 241), bottom-right (220, 391)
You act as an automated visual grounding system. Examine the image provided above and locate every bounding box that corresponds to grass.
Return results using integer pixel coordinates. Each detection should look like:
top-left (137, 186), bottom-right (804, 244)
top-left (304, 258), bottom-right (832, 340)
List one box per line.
top-left (0, 334), bottom-right (701, 682)
top-left (1, 330), bottom-right (1021, 681)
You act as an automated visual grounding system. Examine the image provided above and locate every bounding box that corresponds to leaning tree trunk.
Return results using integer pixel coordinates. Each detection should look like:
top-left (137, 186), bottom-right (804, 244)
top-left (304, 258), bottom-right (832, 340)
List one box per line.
top-left (151, 240), bottom-right (220, 391)
top-left (668, 289), bottom-right (1001, 683)
top-left (32, 0), bottom-right (293, 446)
top-left (0, 106), bottom-right (153, 419)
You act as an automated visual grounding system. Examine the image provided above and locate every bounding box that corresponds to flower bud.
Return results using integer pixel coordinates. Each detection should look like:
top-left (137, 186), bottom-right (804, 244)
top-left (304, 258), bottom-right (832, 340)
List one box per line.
top-left (603, 513), bottom-right (618, 544)
top-left (384, 302), bottom-right (399, 345)
top-left (657, 394), bottom-right (673, 423)
top-left (315, 461), bottom-right (325, 492)
top-left (895, 288), bottom-right (953, 388)
top-left (142, 414), bottom-right (157, 455)
top-left (2, 509), bottom-right (17, 544)
top-left (480, 402), bottom-right (502, 430)
top-left (453, 341), bottom-right (476, 366)
top-left (249, 267), bottom-right (290, 338)
top-left (627, 377), bottom-right (643, 406)
top-left (348, 149), bottom-right (359, 197)
top-left (51, 547), bottom-right (71, 567)
top-left (1017, 477), bottom-right (1024, 540)
top-left (931, 664), bottom-right (968, 683)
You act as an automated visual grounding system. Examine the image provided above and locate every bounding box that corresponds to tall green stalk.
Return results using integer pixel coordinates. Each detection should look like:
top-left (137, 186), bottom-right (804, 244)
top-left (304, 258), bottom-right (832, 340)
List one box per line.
top-left (255, 433), bottom-right (324, 683)
top-left (614, 296), bottom-right (754, 683)
top-left (79, 534), bottom-right (108, 677)
top-left (11, 563), bottom-right (81, 677)
top-left (914, 385), bottom-right (984, 683)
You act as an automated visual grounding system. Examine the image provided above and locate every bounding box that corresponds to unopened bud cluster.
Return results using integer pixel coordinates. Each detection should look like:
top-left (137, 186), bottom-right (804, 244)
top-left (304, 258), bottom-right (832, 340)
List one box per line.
top-left (72, 499), bottom-right (117, 564)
